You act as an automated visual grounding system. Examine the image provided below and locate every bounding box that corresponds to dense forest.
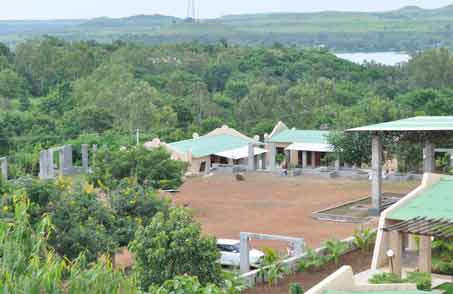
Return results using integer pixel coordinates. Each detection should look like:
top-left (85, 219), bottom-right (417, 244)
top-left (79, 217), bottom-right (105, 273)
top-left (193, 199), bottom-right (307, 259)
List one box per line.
top-left (1, 37), bottom-right (453, 174)
top-left (3, 5), bottom-right (453, 51)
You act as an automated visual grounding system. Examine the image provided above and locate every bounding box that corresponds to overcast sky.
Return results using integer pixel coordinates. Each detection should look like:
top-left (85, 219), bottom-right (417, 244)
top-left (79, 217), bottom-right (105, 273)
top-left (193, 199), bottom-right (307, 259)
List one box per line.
top-left (1, 0), bottom-right (453, 20)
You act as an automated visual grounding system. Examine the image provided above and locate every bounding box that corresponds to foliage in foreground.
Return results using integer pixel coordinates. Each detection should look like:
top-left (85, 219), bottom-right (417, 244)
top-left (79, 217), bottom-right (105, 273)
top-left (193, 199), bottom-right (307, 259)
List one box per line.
top-left (130, 207), bottom-right (222, 290)
top-left (0, 194), bottom-right (140, 293)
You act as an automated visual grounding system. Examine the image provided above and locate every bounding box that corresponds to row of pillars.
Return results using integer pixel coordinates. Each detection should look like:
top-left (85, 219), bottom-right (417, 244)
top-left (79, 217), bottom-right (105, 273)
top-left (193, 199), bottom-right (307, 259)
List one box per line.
top-left (389, 232), bottom-right (432, 277)
top-left (370, 135), bottom-right (435, 215)
top-left (39, 144), bottom-right (94, 180)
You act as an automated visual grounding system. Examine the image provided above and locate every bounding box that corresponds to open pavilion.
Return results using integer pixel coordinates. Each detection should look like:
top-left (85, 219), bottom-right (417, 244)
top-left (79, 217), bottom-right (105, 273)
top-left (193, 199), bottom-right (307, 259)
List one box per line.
top-left (348, 116), bottom-right (453, 215)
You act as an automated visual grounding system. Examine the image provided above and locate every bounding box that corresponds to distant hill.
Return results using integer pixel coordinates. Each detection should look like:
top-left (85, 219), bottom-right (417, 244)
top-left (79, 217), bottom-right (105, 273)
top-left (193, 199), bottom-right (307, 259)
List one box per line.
top-left (2, 5), bottom-right (453, 51)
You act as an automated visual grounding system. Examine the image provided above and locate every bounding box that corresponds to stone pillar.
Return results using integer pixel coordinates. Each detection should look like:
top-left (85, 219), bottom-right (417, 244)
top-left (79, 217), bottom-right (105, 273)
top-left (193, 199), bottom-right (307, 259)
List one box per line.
top-left (254, 153), bottom-right (259, 170)
top-left (311, 151), bottom-right (316, 168)
top-left (63, 145), bottom-right (73, 173)
top-left (261, 152), bottom-right (266, 170)
top-left (39, 150), bottom-right (49, 179)
top-left (47, 150), bottom-right (55, 179)
top-left (239, 232), bottom-right (250, 273)
top-left (58, 149), bottom-right (65, 176)
top-left (248, 143), bottom-right (255, 171)
top-left (390, 231), bottom-right (403, 277)
top-left (292, 238), bottom-right (304, 256)
top-left (423, 142), bottom-right (435, 173)
top-left (302, 151), bottom-right (307, 168)
top-left (268, 143), bottom-right (276, 171)
top-left (370, 135), bottom-right (383, 215)
top-left (419, 236), bottom-right (432, 273)
top-left (82, 144), bottom-right (89, 170)
top-left (0, 157), bottom-right (7, 181)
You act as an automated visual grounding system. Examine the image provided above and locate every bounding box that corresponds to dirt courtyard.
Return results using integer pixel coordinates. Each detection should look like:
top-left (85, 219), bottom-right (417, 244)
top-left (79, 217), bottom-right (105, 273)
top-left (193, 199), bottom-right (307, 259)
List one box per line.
top-left (172, 173), bottom-right (418, 248)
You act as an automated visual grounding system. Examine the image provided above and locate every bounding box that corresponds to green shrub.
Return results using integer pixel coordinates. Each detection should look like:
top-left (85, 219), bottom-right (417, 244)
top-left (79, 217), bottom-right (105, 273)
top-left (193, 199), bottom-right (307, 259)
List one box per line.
top-left (324, 239), bottom-right (348, 265)
top-left (89, 146), bottom-right (187, 190)
top-left (406, 272), bottom-right (432, 291)
top-left (109, 177), bottom-right (169, 246)
top-left (130, 207), bottom-right (222, 290)
top-left (289, 282), bottom-right (304, 294)
top-left (298, 248), bottom-right (329, 272)
top-left (353, 228), bottom-right (376, 252)
top-left (149, 275), bottom-right (223, 294)
top-left (369, 272), bottom-right (405, 284)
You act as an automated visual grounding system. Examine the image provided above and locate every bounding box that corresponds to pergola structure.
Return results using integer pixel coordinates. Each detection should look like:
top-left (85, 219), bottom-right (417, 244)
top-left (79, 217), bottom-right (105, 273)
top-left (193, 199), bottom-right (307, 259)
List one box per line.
top-left (348, 116), bottom-right (453, 215)
top-left (382, 217), bottom-right (453, 276)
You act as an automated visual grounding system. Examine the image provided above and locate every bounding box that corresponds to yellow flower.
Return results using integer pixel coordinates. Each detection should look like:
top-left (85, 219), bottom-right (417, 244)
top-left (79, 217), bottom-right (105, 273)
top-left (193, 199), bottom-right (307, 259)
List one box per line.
top-left (83, 183), bottom-right (95, 194)
top-left (2, 206), bottom-right (9, 213)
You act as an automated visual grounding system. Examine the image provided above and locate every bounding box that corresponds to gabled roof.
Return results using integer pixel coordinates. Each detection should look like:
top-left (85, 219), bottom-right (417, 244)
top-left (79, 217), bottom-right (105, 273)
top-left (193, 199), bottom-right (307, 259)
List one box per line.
top-left (348, 116), bottom-right (453, 132)
top-left (267, 129), bottom-right (331, 144)
top-left (168, 134), bottom-right (254, 158)
top-left (388, 177), bottom-right (453, 221)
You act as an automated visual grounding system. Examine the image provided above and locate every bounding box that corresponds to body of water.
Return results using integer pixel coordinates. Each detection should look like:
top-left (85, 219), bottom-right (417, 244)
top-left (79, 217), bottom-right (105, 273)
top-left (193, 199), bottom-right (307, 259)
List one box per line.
top-left (335, 52), bottom-right (411, 66)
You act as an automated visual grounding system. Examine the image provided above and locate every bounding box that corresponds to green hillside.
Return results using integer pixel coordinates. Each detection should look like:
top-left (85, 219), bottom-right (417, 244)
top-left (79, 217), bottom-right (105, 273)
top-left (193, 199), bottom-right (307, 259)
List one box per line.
top-left (2, 5), bottom-right (453, 50)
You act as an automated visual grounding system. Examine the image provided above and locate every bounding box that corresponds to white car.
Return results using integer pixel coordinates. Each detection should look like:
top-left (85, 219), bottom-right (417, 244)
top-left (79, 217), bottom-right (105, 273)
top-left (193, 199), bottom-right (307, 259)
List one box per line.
top-left (217, 239), bottom-right (264, 267)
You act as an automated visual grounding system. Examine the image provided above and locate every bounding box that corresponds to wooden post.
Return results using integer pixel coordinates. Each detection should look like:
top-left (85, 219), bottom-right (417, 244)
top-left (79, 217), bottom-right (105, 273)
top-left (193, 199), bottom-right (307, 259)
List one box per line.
top-left (390, 231), bottom-right (403, 277)
top-left (419, 236), bottom-right (432, 273)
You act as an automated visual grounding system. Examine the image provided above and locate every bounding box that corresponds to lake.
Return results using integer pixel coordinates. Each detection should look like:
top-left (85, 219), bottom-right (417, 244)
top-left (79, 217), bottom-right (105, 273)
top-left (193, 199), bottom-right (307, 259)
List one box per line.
top-left (335, 52), bottom-right (411, 66)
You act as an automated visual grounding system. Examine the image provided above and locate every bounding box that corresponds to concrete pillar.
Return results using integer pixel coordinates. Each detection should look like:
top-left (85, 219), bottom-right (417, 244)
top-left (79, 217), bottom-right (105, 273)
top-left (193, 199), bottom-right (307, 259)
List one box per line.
top-left (302, 151), bottom-right (307, 168)
top-left (248, 143), bottom-right (255, 171)
top-left (82, 144), bottom-right (89, 170)
top-left (335, 159), bottom-right (341, 171)
top-left (268, 143), bottom-right (276, 171)
top-left (63, 145), bottom-right (73, 172)
top-left (239, 232), bottom-right (250, 273)
top-left (423, 142), bottom-right (435, 173)
top-left (47, 150), bottom-right (55, 179)
top-left (92, 144), bottom-right (98, 164)
top-left (370, 135), bottom-right (383, 215)
top-left (285, 149), bottom-right (291, 168)
top-left (406, 234), bottom-right (418, 252)
top-left (58, 149), bottom-right (65, 176)
top-left (254, 154), bottom-right (259, 170)
top-left (39, 151), bottom-right (49, 179)
top-left (419, 236), bottom-right (432, 273)
top-left (0, 157), bottom-right (7, 181)
top-left (390, 231), bottom-right (403, 277)
top-left (311, 151), bottom-right (316, 168)
top-left (261, 153), bottom-right (266, 170)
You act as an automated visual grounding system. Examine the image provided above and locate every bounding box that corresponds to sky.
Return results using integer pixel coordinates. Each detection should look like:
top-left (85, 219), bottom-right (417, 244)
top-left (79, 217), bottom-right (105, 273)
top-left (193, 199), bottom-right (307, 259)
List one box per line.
top-left (1, 0), bottom-right (453, 20)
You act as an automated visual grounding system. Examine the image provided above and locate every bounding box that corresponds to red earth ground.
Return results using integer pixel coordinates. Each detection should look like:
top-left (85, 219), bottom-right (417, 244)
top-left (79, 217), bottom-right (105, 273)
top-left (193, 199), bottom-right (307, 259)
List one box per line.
top-left (172, 173), bottom-right (418, 249)
top-left (115, 173), bottom-right (418, 268)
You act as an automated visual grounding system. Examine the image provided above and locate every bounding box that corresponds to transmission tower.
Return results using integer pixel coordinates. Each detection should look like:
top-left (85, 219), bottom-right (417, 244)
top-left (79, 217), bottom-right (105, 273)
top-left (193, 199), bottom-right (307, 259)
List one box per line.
top-left (187, 0), bottom-right (196, 20)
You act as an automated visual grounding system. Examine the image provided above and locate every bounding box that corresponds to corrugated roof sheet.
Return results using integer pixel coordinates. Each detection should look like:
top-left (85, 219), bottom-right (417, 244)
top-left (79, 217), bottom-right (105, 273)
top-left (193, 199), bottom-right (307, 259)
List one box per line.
top-left (388, 177), bottom-right (453, 221)
top-left (267, 129), bottom-right (330, 144)
top-left (348, 116), bottom-right (453, 132)
top-left (168, 134), bottom-right (253, 158)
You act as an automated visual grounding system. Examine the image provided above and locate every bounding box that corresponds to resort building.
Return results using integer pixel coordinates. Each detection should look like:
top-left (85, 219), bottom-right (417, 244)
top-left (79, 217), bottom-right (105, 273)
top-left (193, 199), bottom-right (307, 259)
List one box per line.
top-left (144, 125), bottom-right (267, 175)
top-left (265, 121), bottom-right (336, 169)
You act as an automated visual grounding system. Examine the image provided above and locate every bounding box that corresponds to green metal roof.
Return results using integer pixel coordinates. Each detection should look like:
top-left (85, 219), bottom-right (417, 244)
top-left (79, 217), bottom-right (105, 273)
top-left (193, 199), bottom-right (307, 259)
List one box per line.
top-left (324, 290), bottom-right (441, 294)
top-left (388, 177), bottom-right (453, 221)
top-left (168, 134), bottom-right (253, 158)
top-left (267, 129), bottom-right (330, 144)
top-left (348, 116), bottom-right (453, 132)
